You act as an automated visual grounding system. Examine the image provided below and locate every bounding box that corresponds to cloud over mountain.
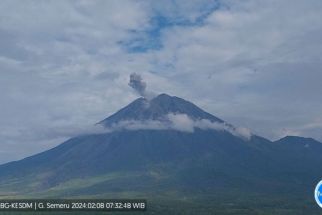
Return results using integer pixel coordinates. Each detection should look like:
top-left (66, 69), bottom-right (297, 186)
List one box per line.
top-left (104, 113), bottom-right (251, 140)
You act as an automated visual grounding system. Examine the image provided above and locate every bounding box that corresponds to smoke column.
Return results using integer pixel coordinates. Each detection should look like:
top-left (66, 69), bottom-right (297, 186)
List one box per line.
top-left (129, 73), bottom-right (147, 97)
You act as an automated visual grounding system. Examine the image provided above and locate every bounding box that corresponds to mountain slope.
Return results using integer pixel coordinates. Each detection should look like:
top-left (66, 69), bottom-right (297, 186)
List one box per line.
top-left (0, 129), bottom-right (271, 190)
top-left (0, 94), bottom-right (269, 192)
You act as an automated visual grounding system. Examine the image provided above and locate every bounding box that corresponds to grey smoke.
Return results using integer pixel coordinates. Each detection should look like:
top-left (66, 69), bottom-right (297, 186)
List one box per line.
top-left (129, 73), bottom-right (147, 97)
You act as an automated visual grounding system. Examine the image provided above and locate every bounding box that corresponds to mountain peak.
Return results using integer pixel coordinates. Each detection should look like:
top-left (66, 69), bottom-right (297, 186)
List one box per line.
top-left (275, 135), bottom-right (321, 145)
top-left (152, 93), bottom-right (174, 101)
top-left (99, 93), bottom-right (223, 127)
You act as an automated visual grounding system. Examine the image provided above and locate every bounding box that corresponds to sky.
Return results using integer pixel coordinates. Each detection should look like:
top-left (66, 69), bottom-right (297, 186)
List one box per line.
top-left (1, 0), bottom-right (322, 164)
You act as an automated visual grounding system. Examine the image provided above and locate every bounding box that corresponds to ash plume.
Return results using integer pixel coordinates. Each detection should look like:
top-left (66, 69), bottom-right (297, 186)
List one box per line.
top-left (128, 73), bottom-right (147, 97)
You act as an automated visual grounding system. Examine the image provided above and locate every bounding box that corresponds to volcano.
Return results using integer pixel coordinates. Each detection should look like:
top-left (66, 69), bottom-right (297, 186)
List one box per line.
top-left (0, 94), bottom-right (321, 214)
top-left (99, 93), bottom-right (224, 126)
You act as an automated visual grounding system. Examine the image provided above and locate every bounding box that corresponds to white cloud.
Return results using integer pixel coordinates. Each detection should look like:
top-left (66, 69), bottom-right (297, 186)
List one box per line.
top-left (167, 113), bottom-right (194, 132)
top-left (149, 0), bottom-right (322, 142)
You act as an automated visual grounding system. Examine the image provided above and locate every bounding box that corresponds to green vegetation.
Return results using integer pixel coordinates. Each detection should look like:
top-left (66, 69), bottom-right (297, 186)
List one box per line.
top-left (0, 172), bottom-right (321, 214)
top-left (0, 192), bottom-right (320, 215)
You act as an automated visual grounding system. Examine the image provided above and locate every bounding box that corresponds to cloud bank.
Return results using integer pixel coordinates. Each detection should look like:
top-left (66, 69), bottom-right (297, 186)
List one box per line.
top-left (105, 113), bottom-right (252, 140)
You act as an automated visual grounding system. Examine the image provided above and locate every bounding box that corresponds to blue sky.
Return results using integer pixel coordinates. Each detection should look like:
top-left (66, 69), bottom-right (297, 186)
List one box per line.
top-left (1, 0), bottom-right (322, 164)
top-left (121, 0), bottom-right (221, 52)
